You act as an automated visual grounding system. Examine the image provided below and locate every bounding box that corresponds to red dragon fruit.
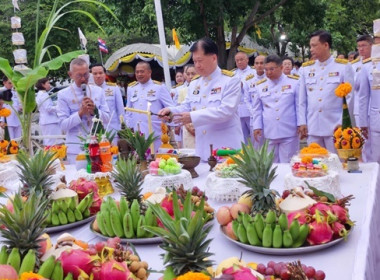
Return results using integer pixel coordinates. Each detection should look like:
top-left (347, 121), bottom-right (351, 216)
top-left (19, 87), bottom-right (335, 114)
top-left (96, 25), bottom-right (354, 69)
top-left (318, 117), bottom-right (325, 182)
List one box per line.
top-left (222, 265), bottom-right (259, 280)
top-left (69, 178), bottom-right (102, 214)
top-left (308, 202), bottom-right (331, 216)
top-left (330, 204), bottom-right (349, 224)
top-left (287, 210), bottom-right (310, 225)
top-left (307, 210), bottom-right (334, 245)
top-left (100, 260), bottom-right (131, 280)
top-left (59, 249), bottom-right (99, 278)
top-left (331, 221), bottom-right (348, 239)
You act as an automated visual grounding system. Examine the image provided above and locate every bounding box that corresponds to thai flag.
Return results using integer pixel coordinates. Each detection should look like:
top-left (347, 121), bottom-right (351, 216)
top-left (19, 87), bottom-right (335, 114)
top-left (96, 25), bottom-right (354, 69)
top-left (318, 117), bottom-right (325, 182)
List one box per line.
top-left (98, 38), bottom-right (108, 53)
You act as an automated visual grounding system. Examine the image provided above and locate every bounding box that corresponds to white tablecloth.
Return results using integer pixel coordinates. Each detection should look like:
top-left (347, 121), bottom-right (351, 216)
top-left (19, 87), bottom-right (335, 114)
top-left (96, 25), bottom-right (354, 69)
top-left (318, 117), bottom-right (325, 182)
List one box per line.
top-left (1, 162), bottom-right (379, 280)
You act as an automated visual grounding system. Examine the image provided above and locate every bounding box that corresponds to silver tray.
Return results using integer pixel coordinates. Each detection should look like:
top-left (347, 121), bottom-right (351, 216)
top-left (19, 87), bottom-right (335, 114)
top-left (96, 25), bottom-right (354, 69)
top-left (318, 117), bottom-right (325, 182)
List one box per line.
top-left (220, 226), bottom-right (350, 255)
top-left (90, 221), bottom-right (162, 244)
top-left (45, 216), bottom-right (95, 234)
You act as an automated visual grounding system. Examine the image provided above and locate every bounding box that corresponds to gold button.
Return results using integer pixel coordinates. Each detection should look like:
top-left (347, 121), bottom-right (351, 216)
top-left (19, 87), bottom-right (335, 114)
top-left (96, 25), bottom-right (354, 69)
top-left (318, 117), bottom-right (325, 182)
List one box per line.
top-left (320, 77), bottom-right (323, 80)
top-left (202, 106), bottom-right (206, 109)
top-left (320, 88), bottom-right (323, 91)
top-left (319, 109), bottom-right (322, 112)
top-left (202, 130), bottom-right (207, 135)
top-left (276, 117), bottom-right (280, 120)
top-left (318, 98), bottom-right (322, 102)
top-left (276, 109), bottom-right (279, 111)
top-left (309, 88), bottom-right (313, 92)
top-left (203, 95), bottom-right (206, 98)
top-left (321, 67), bottom-right (324, 70)
top-left (275, 99), bottom-right (279, 102)
top-left (192, 107), bottom-right (196, 111)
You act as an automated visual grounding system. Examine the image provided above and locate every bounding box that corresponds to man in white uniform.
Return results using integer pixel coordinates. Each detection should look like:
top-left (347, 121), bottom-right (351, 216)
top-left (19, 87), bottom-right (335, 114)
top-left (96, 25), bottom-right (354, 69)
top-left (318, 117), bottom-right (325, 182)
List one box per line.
top-left (298, 30), bottom-right (354, 152)
top-left (1, 77), bottom-right (22, 139)
top-left (57, 58), bottom-right (110, 164)
top-left (90, 63), bottom-right (124, 145)
top-left (158, 38), bottom-right (244, 161)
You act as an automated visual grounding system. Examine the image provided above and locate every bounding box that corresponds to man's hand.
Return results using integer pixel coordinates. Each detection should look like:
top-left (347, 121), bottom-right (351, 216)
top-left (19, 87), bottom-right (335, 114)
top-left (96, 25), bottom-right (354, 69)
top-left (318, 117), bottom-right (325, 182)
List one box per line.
top-left (298, 125), bottom-right (308, 140)
top-left (157, 108), bottom-right (172, 121)
top-left (253, 129), bottom-right (262, 142)
top-left (361, 127), bottom-right (369, 139)
top-left (79, 97), bottom-right (95, 117)
top-left (185, 123), bottom-right (195, 136)
top-left (173, 112), bottom-right (192, 125)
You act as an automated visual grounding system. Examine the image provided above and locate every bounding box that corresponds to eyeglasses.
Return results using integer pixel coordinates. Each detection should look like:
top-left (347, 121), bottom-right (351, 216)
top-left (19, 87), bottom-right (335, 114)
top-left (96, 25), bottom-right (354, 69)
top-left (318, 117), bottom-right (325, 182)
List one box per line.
top-left (73, 72), bottom-right (90, 80)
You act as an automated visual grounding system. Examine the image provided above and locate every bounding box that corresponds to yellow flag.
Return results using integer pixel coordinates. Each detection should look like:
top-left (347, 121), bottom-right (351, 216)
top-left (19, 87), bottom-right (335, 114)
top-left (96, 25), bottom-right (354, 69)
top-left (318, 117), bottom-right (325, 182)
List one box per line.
top-left (172, 29), bottom-right (181, 49)
top-left (255, 24), bottom-right (262, 39)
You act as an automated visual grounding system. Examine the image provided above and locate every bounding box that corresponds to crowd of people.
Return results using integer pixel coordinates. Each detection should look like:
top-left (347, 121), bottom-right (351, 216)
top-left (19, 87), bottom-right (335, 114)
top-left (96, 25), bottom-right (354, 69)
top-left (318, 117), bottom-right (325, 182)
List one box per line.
top-left (0, 28), bottom-right (379, 165)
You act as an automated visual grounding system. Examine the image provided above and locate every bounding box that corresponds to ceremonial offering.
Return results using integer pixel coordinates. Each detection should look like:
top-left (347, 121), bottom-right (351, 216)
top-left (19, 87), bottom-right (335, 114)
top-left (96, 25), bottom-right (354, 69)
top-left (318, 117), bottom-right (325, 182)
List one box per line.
top-left (178, 155), bottom-right (200, 178)
top-left (10, 16), bottom-right (21, 28)
top-left (13, 49), bottom-right (27, 64)
top-left (11, 32), bottom-right (25, 45)
top-left (291, 157), bottom-right (328, 178)
top-left (149, 156), bottom-right (182, 176)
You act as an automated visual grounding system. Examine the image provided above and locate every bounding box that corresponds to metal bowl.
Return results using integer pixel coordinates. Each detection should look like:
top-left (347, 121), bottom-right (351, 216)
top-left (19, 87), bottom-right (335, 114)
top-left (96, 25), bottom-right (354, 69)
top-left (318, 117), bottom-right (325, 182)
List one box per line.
top-left (178, 156), bottom-right (201, 178)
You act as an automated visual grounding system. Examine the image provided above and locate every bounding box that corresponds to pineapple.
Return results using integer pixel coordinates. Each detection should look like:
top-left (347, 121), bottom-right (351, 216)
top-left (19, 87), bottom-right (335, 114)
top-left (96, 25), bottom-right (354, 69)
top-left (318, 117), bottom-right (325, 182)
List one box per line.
top-left (145, 191), bottom-right (214, 276)
top-left (111, 157), bottom-right (143, 203)
top-left (0, 191), bottom-right (49, 257)
top-left (231, 140), bottom-right (279, 215)
top-left (17, 150), bottom-right (57, 198)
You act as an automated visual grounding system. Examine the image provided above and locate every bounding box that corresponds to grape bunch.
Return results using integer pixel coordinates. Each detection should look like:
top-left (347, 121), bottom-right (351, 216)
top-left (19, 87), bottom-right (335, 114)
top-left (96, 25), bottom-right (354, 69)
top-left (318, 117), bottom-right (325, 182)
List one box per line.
top-left (256, 261), bottom-right (326, 280)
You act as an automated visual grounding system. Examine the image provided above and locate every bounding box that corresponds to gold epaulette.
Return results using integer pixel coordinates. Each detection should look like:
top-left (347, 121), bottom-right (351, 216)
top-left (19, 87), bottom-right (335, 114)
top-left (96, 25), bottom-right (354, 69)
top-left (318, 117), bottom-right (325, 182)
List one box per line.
top-left (231, 68), bottom-right (237, 72)
top-left (287, 74), bottom-right (299, 80)
top-left (222, 69), bottom-right (235, 77)
top-left (172, 82), bottom-right (183, 89)
top-left (350, 57), bottom-right (360, 64)
top-left (363, 58), bottom-right (372, 64)
top-left (335, 58), bottom-right (349, 64)
top-left (153, 80), bottom-right (162, 85)
top-left (256, 78), bottom-right (267, 85)
top-left (245, 74), bottom-right (255, 81)
top-left (106, 82), bottom-right (117, 86)
top-left (128, 81), bottom-right (138, 87)
top-left (191, 75), bottom-right (200, 81)
top-left (302, 60), bottom-right (315, 67)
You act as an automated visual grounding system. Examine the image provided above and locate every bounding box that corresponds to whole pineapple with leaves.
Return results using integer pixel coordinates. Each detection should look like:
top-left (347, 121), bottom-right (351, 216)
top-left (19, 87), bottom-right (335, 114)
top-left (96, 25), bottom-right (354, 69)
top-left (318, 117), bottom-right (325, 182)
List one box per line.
top-left (111, 157), bottom-right (143, 203)
top-left (17, 150), bottom-right (57, 198)
top-left (231, 140), bottom-right (279, 215)
top-left (0, 191), bottom-right (49, 258)
top-left (145, 191), bottom-right (214, 277)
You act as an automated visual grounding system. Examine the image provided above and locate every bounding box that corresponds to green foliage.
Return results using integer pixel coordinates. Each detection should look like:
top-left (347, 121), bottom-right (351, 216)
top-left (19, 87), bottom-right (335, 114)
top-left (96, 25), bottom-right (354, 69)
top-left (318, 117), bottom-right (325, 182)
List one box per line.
top-left (118, 128), bottom-right (158, 161)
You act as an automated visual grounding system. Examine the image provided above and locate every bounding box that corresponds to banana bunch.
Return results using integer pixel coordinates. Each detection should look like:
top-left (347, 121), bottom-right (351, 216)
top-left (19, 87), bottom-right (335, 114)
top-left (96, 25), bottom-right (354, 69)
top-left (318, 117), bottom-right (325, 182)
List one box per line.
top-left (95, 196), bottom-right (157, 239)
top-left (47, 192), bottom-right (94, 226)
top-left (0, 246), bottom-right (36, 273)
top-left (232, 210), bottom-right (310, 248)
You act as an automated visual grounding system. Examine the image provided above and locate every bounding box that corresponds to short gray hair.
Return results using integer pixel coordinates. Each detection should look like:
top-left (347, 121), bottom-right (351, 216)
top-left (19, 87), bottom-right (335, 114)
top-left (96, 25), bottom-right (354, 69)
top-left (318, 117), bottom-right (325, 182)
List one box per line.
top-left (70, 58), bottom-right (88, 72)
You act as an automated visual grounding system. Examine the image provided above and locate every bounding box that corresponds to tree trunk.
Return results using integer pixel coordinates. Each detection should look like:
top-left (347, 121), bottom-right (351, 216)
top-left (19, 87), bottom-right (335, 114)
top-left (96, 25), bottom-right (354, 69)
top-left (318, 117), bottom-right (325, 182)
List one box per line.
top-left (226, 26), bottom-right (238, 70)
top-left (216, 5), bottom-right (227, 68)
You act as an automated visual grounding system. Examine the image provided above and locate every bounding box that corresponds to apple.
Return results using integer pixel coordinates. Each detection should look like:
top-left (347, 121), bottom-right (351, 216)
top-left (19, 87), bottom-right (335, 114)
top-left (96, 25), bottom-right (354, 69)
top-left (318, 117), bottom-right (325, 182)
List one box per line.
top-left (159, 159), bottom-right (166, 169)
top-left (167, 158), bottom-right (177, 166)
top-left (224, 221), bottom-right (238, 240)
top-left (230, 203), bottom-right (250, 219)
top-left (216, 206), bottom-right (232, 226)
top-left (38, 233), bottom-right (52, 256)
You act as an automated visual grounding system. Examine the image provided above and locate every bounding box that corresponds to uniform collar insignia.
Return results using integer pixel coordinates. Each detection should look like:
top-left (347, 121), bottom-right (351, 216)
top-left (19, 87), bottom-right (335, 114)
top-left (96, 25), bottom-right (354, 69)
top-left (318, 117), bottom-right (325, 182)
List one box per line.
top-left (308, 72), bottom-right (315, 77)
top-left (262, 86), bottom-right (268, 92)
top-left (147, 89), bottom-right (156, 96)
top-left (105, 88), bottom-right (113, 96)
top-left (193, 86), bottom-right (200, 95)
top-left (328, 72), bottom-right (339, 77)
top-left (211, 87), bottom-right (221, 94)
top-left (282, 85), bottom-right (291, 91)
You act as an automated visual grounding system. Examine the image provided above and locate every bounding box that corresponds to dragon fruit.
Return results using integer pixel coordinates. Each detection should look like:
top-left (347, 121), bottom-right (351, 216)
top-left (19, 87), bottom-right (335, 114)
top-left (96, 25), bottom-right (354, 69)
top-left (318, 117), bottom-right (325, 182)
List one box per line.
top-left (308, 202), bottom-right (331, 216)
top-left (59, 249), bottom-right (99, 278)
top-left (307, 210), bottom-right (333, 245)
top-left (287, 210), bottom-right (310, 225)
top-left (69, 178), bottom-right (102, 214)
top-left (99, 260), bottom-right (131, 280)
top-left (222, 265), bottom-right (259, 280)
top-left (331, 221), bottom-right (348, 239)
top-left (330, 204), bottom-right (349, 224)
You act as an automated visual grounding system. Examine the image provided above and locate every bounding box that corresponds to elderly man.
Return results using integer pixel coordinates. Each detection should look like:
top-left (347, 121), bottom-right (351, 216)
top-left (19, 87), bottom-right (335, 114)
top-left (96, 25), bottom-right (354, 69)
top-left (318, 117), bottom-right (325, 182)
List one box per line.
top-left (158, 38), bottom-right (243, 161)
top-left (252, 55), bottom-right (300, 163)
top-left (233, 52), bottom-right (256, 143)
top-left (126, 61), bottom-right (174, 152)
top-left (57, 58), bottom-right (110, 164)
top-left (298, 30), bottom-right (354, 152)
top-left (90, 63), bottom-right (124, 144)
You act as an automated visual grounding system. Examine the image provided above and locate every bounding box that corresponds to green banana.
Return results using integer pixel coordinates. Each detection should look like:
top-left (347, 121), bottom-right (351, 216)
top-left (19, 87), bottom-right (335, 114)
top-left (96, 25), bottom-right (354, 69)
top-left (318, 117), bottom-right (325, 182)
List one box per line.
top-left (69, 197), bottom-right (77, 210)
top-left (52, 213), bottom-right (60, 226)
top-left (123, 212), bottom-right (135, 238)
top-left (283, 230), bottom-right (293, 248)
top-left (51, 260), bottom-right (64, 280)
top-left (119, 196), bottom-right (129, 217)
top-left (52, 201), bottom-right (59, 213)
top-left (74, 208), bottom-right (83, 221)
top-left (77, 193), bottom-right (92, 213)
top-left (242, 213), bottom-right (251, 229)
top-left (289, 219), bottom-right (300, 241)
top-left (136, 215), bottom-right (147, 238)
top-left (96, 212), bottom-right (107, 235)
top-left (236, 212), bottom-right (243, 223)
top-left (19, 249), bottom-right (36, 274)
top-left (58, 211), bottom-right (68, 225)
top-left (38, 255), bottom-right (56, 278)
top-left (237, 224), bottom-right (248, 244)
top-left (67, 209), bottom-right (76, 223)
top-left (45, 210), bottom-right (52, 225)
top-left (254, 213), bottom-right (265, 240)
top-left (0, 246), bottom-right (9, 264)
top-left (292, 224), bottom-right (310, 248)
top-left (232, 220), bottom-right (240, 238)
top-left (144, 206), bottom-right (154, 226)
top-left (110, 208), bottom-right (124, 238)
top-left (60, 199), bottom-right (68, 212)
top-left (100, 198), bottom-right (109, 212)
top-left (83, 208), bottom-right (91, 218)
top-left (246, 223), bottom-right (261, 246)
top-left (64, 273), bottom-right (74, 280)
top-left (130, 199), bottom-right (140, 233)
top-left (7, 248), bottom-right (21, 272)
top-left (262, 224), bottom-right (273, 248)
top-left (85, 195), bottom-right (94, 213)
top-left (272, 225), bottom-right (283, 248)
top-left (265, 210), bottom-right (276, 224)
top-left (103, 209), bottom-right (115, 237)
top-left (278, 213), bottom-right (288, 231)
top-left (107, 197), bottom-right (118, 213)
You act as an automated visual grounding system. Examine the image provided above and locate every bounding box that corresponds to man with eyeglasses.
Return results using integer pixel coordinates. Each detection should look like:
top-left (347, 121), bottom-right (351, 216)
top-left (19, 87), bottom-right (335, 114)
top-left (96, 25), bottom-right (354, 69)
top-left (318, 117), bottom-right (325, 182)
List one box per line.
top-left (298, 30), bottom-right (354, 152)
top-left (251, 55), bottom-right (300, 163)
top-left (57, 58), bottom-right (110, 164)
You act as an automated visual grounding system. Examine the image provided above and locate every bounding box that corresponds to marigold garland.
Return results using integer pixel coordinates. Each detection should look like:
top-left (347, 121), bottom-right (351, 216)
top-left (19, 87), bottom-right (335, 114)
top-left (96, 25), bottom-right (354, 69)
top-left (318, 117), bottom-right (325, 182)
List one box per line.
top-left (335, 82), bottom-right (352, 98)
top-left (333, 126), bottom-right (365, 149)
top-left (300, 143), bottom-right (328, 155)
top-left (19, 272), bottom-right (47, 280)
top-left (0, 108), bottom-right (11, 117)
top-left (176, 272), bottom-right (211, 280)
top-left (9, 146), bottom-right (18, 154)
top-left (0, 140), bottom-right (9, 149)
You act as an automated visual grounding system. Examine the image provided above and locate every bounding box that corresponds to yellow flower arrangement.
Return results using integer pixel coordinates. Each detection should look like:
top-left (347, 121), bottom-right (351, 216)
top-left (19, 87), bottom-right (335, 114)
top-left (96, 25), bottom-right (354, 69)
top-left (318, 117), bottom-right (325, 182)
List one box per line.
top-left (333, 126), bottom-right (365, 150)
top-left (10, 140), bottom-right (18, 147)
top-left (341, 139), bottom-right (351, 149)
top-left (0, 108), bottom-right (11, 117)
top-left (44, 145), bottom-right (67, 160)
top-left (300, 143), bottom-right (328, 156)
top-left (110, 145), bottom-right (118, 154)
top-left (9, 146), bottom-right (18, 154)
top-left (309, 142), bottom-right (321, 149)
top-left (334, 127), bottom-right (342, 139)
top-left (301, 156), bottom-right (313, 164)
top-left (352, 137), bottom-right (361, 149)
top-left (342, 128), bottom-right (354, 140)
top-left (335, 82), bottom-right (352, 98)
top-left (176, 272), bottom-right (211, 280)
top-left (334, 138), bottom-right (341, 149)
top-left (0, 140), bottom-right (9, 149)
top-left (19, 272), bottom-right (47, 280)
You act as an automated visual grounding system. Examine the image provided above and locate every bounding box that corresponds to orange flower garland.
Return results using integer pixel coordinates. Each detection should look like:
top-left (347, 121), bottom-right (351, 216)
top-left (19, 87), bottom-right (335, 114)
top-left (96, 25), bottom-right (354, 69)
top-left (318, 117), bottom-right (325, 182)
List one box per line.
top-left (0, 108), bottom-right (11, 117)
top-left (19, 272), bottom-right (48, 280)
top-left (0, 140), bottom-right (9, 149)
top-left (335, 82), bottom-right (352, 98)
top-left (333, 126), bottom-right (365, 150)
top-left (9, 146), bottom-right (18, 154)
top-left (176, 272), bottom-right (211, 280)
top-left (300, 143), bottom-right (328, 156)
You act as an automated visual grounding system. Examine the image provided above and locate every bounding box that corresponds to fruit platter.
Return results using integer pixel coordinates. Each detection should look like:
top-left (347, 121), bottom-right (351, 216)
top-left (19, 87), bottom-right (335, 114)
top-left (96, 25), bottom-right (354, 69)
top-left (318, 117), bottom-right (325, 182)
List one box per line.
top-left (291, 157), bottom-right (328, 178)
top-left (149, 156), bottom-right (182, 176)
top-left (215, 159), bottom-right (239, 178)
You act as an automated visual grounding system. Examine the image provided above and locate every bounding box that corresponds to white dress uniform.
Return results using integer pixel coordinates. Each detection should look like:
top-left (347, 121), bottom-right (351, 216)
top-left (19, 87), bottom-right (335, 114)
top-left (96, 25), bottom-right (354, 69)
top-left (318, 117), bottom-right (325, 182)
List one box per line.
top-left (357, 58), bottom-right (380, 163)
top-left (36, 90), bottom-right (62, 146)
top-left (171, 82), bottom-right (186, 144)
top-left (98, 82), bottom-right (125, 145)
top-left (298, 56), bottom-right (355, 152)
top-left (57, 84), bottom-right (110, 163)
top-left (252, 74), bottom-right (300, 163)
top-left (126, 79), bottom-right (175, 152)
top-left (242, 72), bottom-right (266, 148)
top-left (169, 67), bottom-right (244, 161)
top-left (0, 88), bottom-right (22, 139)
top-left (233, 66), bottom-right (256, 143)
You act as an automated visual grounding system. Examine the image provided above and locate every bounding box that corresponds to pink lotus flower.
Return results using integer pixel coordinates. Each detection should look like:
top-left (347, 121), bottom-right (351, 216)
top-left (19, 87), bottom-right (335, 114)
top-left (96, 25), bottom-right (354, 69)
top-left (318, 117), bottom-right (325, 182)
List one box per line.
top-left (307, 210), bottom-right (333, 245)
top-left (223, 265), bottom-right (258, 280)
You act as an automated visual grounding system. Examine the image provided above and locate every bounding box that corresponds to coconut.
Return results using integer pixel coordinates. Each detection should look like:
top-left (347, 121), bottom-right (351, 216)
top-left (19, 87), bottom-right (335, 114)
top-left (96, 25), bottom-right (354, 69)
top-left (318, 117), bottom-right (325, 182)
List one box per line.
top-left (279, 191), bottom-right (317, 214)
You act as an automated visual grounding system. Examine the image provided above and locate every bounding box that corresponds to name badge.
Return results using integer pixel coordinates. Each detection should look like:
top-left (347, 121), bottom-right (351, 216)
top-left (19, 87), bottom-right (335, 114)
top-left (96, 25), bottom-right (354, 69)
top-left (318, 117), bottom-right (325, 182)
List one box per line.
top-left (211, 87), bottom-right (221, 94)
top-left (147, 90), bottom-right (156, 96)
top-left (193, 86), bottom-right (200, 95)
top-left (105, 88), bottom-right (113, 96)
top-left (329, 72), bottom-right (339, 77)
top-left (282, 85), bottom-right (291, 91)
top-left (308, 73), bottom-right (315, 77)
